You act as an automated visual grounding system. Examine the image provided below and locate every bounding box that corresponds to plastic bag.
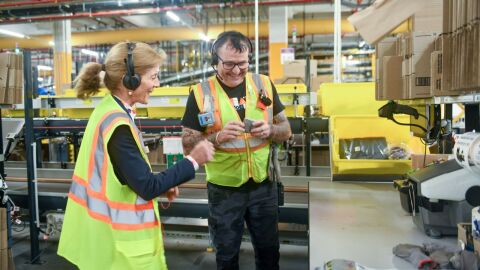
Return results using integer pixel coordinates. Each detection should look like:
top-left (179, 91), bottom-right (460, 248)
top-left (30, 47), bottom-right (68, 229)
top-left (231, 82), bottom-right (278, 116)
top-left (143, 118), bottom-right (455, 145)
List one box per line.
top-left (388, 143), bottom-right (411, 160)
top-left (339, 137), bottom-right (389, 160)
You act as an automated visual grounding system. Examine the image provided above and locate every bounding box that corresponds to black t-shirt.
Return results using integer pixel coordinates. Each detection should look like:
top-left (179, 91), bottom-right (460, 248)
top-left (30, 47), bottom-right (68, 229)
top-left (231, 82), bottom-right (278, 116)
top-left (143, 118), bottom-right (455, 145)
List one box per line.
top-left (181, 77), bottom-right (285, 132)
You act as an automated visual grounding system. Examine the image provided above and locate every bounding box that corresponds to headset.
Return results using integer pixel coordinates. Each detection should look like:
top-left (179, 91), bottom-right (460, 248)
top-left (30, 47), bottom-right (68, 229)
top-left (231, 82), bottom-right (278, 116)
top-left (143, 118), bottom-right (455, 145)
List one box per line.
top-left (122, 42), bottom-right (141, 91)
top-left (211, 31), bottom-right (253, 66)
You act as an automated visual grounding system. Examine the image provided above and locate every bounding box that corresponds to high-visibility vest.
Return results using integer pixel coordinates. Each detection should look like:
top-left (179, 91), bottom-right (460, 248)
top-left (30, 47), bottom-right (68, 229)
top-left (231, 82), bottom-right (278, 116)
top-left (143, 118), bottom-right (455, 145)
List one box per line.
top-left (58, 94), bottom-right (167, 270)
top-left (191, 73), bottom-right (273, 187)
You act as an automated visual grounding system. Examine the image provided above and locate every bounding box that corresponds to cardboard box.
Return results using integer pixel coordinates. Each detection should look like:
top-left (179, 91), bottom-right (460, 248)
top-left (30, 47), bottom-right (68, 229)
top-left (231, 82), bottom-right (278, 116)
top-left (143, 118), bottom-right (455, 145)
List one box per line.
top-left (402, 58), bottom-right (411, 77)
top-left (458, 223), bottom-right (480, 254)
top-left (476, 23), bottom-right (480, 89)
top-left (434, 35), bottom-right (443, 51)
top-left (410, 56), bottom-right (433, 98)
top-left (0, 67), bottom-right (7, 102)
top-left (15, 69), bottom-right (23, 104)
top-left (312, 148), bottom-right (330, 166)
top-left (458, 223), bottom-right (473, 249)
top-left (0, 208), bottom-right (5, 231)
top-left (274, 77), bottom-right (322, 92)
top-left (412, 0), bottom-right (443, 33)
top-left (0, 208), bottom-right (6, 251)
top-left (382, 56), bottom-right (405, 99)
top-left (403, 75), bottom-right (411, 99)
top-left (407, 33), bottom-right (436, 98)
top-left (1, 248), bottom-right (7, 270)
top-left (409, 33), bottom-right (437, 56)
top-left (443, 0), bottom-right (452, 34)
top-left (431, 51), bottom-right (443, 95)
top-left (348, 0), bottom-right (428, 44)
top-left (283, 59), bottom-right (317, 80)
top-left (440, 35), bottom-right (453, 93)
top-left (375, 37), bottom-right (397, 100)
top-left (411, 154), bottom-right (450, 169)
top-left (146, 144), bottom-right (164, 165)
top-left (0, 53), bottom-right (14, 69)
top-left (309, 76), bottom-right (322, 92)
top-left (0, 58), bottom-right (22, 104)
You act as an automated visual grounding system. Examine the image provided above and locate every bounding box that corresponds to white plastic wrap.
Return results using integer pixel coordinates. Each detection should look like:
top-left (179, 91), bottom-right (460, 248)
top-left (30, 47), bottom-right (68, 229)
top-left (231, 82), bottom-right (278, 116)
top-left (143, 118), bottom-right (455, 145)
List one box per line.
top-left (453, 132), bottom-right (480, 175)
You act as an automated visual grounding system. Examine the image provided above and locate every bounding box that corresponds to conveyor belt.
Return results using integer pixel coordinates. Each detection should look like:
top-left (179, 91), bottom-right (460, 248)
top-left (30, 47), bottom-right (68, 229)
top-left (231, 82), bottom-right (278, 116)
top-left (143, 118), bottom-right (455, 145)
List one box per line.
top-left (5, 167), bottom-right (325, 225)
top-left (6, 161), bottom-right (332, 178)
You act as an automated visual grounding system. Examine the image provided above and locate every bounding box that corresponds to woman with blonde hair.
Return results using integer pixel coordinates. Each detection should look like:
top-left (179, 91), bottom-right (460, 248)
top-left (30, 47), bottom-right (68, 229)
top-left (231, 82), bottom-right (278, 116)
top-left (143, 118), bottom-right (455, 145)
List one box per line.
top-left (58, 41), bottom-right (214, 270)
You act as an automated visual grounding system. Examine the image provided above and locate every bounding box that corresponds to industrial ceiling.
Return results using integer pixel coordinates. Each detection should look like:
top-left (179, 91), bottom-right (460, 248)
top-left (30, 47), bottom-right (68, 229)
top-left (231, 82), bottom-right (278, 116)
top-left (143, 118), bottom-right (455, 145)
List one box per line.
top-left (0, 0), bottom-right (373, 36)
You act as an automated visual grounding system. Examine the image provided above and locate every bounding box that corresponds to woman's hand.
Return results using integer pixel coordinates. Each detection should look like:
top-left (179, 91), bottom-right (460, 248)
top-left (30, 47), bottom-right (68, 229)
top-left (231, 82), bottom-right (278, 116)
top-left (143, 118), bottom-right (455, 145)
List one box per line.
top-left (164, 187), bottom-right (179, 202)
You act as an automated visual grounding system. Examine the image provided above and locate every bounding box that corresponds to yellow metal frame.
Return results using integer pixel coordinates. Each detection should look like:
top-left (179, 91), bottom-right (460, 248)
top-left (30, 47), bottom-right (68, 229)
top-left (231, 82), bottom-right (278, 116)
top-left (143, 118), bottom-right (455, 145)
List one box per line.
top-left (318, 82), bottom-right (385, 116)
top-left (2, 84), bottom-right (307, 118)
top-left (330, 114), bottom-right (425, 175)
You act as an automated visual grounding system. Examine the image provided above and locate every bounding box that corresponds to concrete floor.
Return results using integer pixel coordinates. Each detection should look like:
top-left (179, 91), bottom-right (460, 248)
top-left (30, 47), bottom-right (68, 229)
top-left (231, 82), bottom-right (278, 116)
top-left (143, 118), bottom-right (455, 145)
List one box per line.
top-left (309, 181), bottom-right (457, 270)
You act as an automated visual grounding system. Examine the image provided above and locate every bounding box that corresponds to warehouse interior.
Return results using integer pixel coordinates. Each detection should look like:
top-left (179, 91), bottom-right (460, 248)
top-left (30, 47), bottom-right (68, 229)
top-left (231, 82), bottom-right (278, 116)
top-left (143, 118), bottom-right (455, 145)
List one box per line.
top-left (0, 0), bottom-right (480, 269)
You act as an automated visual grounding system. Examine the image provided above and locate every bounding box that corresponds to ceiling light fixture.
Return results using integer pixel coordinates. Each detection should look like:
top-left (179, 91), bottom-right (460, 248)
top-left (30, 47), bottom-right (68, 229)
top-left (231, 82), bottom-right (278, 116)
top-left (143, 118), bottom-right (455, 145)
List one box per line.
top-left (81, 49), bottom-right (100, 58)
top-left (0, 29), bottom-right (26, 39)
top-left (166, 11), bottom-right (180, 22)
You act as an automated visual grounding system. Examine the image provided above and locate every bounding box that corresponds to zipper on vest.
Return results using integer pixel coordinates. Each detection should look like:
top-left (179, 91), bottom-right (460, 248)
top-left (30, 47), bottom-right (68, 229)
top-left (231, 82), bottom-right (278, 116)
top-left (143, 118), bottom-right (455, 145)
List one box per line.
top-left (244, 133), bottom-right (254, 178)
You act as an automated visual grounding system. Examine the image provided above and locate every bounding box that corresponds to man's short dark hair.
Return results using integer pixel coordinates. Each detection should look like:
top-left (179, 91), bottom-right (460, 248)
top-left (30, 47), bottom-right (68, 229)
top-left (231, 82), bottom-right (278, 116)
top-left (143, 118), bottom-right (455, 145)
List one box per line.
top-left (211, 31), bottom-right (253, 65)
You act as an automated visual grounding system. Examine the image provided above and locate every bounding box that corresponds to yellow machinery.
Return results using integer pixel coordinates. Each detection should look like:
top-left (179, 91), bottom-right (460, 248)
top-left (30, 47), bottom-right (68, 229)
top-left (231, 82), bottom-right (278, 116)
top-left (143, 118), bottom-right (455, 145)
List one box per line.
top-left (319, 82), bottom-right (426, 178)
top-left (1, 83), bottom-right (310, 119)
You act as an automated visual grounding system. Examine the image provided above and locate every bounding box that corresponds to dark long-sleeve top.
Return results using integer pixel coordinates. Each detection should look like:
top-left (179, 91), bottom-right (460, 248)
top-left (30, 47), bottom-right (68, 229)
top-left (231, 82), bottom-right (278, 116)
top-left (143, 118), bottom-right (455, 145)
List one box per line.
top-left (107, 97), bottom-right (195, 201)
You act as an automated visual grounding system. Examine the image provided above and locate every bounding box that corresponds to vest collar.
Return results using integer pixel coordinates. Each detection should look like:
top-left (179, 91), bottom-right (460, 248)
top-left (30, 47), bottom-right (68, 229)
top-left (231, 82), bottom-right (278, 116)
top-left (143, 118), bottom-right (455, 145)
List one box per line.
top-left (112, 95), bottom-right (136, 120)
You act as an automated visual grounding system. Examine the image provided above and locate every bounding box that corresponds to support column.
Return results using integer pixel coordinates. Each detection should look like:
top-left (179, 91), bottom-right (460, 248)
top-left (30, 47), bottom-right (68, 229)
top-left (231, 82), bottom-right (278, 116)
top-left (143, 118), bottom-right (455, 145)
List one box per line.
top-left (268, 6), bottom-right (288, 81)
top-left (333, 0), bottom-right (342, 83)
top-left (53, 20), bottom-right (72, 95)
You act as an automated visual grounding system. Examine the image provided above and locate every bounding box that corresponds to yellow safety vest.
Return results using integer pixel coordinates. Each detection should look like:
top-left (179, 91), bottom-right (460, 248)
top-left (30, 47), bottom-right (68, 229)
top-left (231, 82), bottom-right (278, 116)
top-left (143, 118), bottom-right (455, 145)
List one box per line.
top-left (192, 73), bottom-right (273, 187)
top-left (58, 94), bottom-right (167, 270)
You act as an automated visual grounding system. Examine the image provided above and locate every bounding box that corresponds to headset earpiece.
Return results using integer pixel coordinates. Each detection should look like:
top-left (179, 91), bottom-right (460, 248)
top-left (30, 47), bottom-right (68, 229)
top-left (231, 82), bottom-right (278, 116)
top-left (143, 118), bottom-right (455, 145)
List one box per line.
top-left (122, 42), bottom-right (141, 91)
top-left (246, 38), bottom-right (253, 63)
top-left (211, 49), bottom-right (219, 65)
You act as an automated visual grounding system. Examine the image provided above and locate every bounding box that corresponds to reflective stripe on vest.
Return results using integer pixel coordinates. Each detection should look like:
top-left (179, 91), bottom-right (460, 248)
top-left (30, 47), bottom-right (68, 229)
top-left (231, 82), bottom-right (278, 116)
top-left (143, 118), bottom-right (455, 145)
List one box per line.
top-left (199, 80), bottom-right (222, 133)
top-left (69, 180), bottom-right (157, 230)
top-left (195, 74), bottom-right (273, 152)
top-left (70, 110), bottom-right (156, 230)
top-left (252, 74), bottom-right (273, 124)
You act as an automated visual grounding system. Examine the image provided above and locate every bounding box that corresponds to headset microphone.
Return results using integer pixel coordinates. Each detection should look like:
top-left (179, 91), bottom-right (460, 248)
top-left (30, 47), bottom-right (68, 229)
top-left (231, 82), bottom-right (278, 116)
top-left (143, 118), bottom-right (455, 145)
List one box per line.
top-left (211, 64), bottom-right (224, 81)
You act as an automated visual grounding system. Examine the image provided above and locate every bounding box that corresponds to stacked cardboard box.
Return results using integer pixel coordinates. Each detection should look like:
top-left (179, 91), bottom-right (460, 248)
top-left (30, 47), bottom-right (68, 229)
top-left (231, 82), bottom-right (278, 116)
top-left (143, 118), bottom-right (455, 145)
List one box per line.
top-left (376, 33), bottom-right (437, 100)
top-left (458, 223), bottom-right (480, 255)
top-left (0, 53), bottom-right (23, 105)
top-left (404, 33), bottom-right (437, 98)
top-left (376, 37), bottom-right (401, 100)
top-left (275, 59), bottom-right (321, 91)
top-left (441, 0), bottom-right (480, 94)
top-left (373, 0), bottom-right (480, 99)
top-left (412, 0), bottom-right (444, 33)
top-left (347, 0), bottom-right (428, 44)
top-left (1, 208), bottom-right (9, 270)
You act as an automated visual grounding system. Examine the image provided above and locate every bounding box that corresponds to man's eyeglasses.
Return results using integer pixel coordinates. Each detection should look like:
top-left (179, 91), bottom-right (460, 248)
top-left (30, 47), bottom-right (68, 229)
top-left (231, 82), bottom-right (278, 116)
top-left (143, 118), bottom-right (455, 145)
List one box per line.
top-left (217, 55), bottom-right (249, 71)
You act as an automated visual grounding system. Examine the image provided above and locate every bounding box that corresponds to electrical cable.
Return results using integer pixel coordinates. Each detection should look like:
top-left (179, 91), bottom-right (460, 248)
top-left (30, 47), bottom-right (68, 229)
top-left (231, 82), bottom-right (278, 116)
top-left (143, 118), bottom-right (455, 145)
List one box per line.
top-left (423, 138), bottom-right (427, 168)
top-left (390, 116), bottom-right (429, 133)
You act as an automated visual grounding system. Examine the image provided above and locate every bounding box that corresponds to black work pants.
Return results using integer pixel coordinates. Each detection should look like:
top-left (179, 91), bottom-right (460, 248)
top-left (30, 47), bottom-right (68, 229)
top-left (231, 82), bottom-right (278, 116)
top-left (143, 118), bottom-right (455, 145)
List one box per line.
top-left (207, 179), bottom-right (280, 270)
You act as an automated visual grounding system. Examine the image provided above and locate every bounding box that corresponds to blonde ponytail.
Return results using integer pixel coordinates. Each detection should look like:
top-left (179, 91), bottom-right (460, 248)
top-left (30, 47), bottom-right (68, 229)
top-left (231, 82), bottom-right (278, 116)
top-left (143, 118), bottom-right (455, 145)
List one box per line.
top-left (74, 62), bottom-right (103, 99)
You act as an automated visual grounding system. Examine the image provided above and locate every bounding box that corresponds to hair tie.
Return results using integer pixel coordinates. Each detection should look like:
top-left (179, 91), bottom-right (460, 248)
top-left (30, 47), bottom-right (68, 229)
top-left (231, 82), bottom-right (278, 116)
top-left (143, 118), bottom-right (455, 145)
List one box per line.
top-left (101, 64), bottom-right (106, 71)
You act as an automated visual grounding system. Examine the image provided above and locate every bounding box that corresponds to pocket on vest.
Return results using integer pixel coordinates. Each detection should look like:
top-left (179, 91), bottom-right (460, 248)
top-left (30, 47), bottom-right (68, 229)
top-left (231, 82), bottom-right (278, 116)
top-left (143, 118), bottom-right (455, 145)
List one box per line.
top-left (115, 238), bottom-right (158, 269)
